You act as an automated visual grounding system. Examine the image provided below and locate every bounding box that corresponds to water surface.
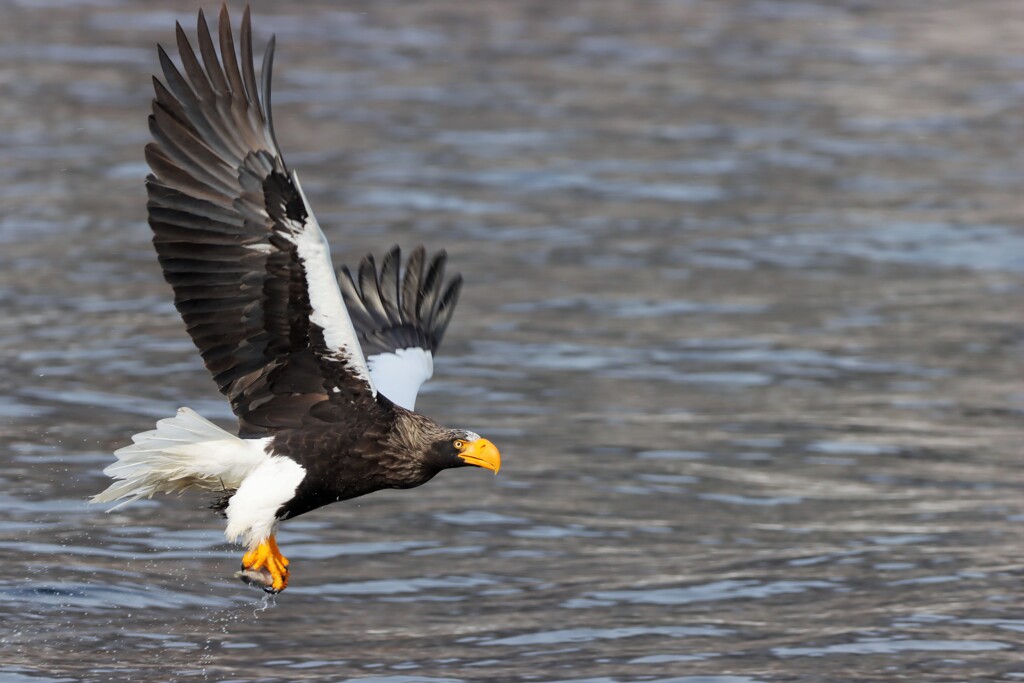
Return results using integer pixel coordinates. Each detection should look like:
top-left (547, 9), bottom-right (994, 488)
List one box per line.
top-left (1, 0), bottom-right (1022, 681)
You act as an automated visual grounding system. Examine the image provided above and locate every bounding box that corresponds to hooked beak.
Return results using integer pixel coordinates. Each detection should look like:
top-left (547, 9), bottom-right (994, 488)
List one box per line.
top-left (458, 438), bottom-right (501, 474)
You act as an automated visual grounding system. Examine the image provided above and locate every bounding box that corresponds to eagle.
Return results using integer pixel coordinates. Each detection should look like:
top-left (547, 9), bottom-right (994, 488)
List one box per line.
top-left (92, 6), bottom-right (501, 593)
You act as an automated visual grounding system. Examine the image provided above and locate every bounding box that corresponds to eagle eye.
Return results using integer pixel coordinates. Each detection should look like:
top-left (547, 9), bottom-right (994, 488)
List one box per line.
top-left (453, 439), bottom-right (465, 450)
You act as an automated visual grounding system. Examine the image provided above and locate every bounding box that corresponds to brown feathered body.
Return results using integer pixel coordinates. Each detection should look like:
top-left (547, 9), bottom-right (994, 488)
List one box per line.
top-left (92, 7), bottom-right (500, 594)
top-left (273, 401), bottom-right (459, 520)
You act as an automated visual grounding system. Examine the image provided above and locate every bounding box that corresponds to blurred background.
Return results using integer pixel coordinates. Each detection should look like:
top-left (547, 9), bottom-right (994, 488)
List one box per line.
top-left (0, 1), bottom-right (1022, 681)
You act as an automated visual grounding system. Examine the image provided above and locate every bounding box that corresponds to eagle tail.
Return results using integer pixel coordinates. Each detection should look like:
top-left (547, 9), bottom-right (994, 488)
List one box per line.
top-left (91, 408), bottom-right (270, 510)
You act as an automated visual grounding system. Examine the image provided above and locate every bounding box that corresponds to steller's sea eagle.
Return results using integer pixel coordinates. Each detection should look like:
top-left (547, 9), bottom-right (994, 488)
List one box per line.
top-left (92, 5), bottom-right (501, 593)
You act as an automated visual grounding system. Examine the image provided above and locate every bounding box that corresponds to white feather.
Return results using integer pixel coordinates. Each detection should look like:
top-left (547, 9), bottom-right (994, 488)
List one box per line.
top-left (287, 172), bottom-right (376, 395)
top-left (224, 456), bottom-right (306, 549)
top-left (367, 347), bottom-right (434, 411)
top-left (93, 408), bottom-right (307, 550)
top-left (91, 407), bottom-right (271, 510)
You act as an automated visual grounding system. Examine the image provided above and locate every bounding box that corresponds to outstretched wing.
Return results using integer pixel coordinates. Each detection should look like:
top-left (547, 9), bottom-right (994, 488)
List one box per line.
top-left (338, 246), bottom-right (462, 411)
top-left (145, 6), bottom-right (376, 436)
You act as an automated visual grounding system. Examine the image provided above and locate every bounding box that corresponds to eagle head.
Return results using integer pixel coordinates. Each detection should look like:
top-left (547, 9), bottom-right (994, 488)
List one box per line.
top-left (389, 412), bottom-right (501, 478)
top-left (442, 430), bottom-right (501, 474)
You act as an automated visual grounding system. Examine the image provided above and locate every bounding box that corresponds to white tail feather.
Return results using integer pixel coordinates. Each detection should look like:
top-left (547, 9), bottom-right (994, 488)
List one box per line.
top-left (92, 408), bottom-right (271, 510)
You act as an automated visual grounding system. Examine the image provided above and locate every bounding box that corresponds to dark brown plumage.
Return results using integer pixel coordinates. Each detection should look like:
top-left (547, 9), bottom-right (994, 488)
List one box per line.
top-left (145, 7), bottom-right (331, 437)
top-left (92, 5), bottom-right (500, 594)
top-left (339, 245), bottom-right (463, 358)
top-left (277, 403), bottom-right (474, 520)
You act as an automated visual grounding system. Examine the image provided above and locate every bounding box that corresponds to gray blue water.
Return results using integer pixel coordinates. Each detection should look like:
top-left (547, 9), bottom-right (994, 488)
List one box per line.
top-left (1, 1), bottom-right (1022, 681)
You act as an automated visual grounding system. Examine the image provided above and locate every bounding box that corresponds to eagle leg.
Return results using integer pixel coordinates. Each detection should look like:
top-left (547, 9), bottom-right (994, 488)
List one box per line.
top-left (268, 535), bottom-right (289, 567)
top-left (240, 534), bottom-right (290, 592)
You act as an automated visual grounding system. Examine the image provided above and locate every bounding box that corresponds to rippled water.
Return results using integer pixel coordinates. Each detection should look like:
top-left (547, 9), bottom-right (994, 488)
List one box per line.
top-left (1, 1), bottom-right (1023, 681)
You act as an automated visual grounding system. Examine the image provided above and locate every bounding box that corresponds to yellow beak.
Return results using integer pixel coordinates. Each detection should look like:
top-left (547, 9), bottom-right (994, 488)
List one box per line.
top-left (458, 438), bottom-right (501, 474)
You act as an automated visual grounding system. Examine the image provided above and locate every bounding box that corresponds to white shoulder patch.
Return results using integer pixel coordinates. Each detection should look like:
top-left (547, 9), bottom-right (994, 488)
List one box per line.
top-left (286, 172), bottom-right (377, 395)
top-left (367, 347), bottom-right (434, 411)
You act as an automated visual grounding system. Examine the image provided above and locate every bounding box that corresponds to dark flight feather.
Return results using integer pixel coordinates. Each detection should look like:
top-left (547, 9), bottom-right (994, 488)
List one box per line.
top-left (339, 245), bottom-right (464, 358)
top-left (145, 6), bottom-right (375, 437)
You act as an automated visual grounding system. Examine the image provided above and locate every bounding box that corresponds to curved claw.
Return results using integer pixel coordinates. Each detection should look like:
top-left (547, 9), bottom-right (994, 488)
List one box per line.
top-left (240, 534), bottom-right (290, 592)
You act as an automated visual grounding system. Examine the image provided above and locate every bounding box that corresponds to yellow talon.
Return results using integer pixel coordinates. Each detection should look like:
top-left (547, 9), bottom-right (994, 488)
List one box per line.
top-left (240, 534), bottom-right (290, 592)
top-left (268, 535), bottom-right (289, 567)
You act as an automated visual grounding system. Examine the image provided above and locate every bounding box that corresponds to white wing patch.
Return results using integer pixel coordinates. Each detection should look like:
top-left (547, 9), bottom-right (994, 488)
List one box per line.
top-left (367, 347), bottom-right (434, 411)
top-left (287, 172), bottom-right (376, 395)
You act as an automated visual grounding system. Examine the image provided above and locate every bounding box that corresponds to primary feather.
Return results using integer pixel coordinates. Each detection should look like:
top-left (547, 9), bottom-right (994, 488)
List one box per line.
top-left (144, 6), bottom-right (376, 436)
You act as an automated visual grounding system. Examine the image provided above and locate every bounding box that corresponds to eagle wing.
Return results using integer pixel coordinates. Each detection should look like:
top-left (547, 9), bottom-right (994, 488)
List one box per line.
top-left (145, 7), bottom-right (376, 436)
top-left (338, 246), bottom-right (462, 411)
